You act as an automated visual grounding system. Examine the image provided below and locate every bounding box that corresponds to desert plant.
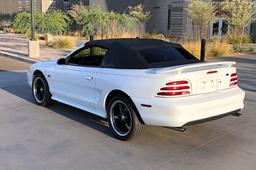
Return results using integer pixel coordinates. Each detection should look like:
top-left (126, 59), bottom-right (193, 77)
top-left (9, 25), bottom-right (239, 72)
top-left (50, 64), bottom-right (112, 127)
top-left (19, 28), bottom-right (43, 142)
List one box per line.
top-left (0, 13), bottom-right (16, 28)
top-left (50, 37), bottom-right (75, 49)
top-left (80, 7), bottom-right (108, 37)
top-left (188, 0), bottom-right (216, 40)
top-left (249, 46), bottom-right (256, 52)
top-left (182, 40), bottom-right (231, 58)
top-left (141, 33), bottom-right (166, 40)
top-left (37, 10), bottom-right (70, 35)
top-left (182, 41), bottom-right (202, 58)
top-left (115, 13), bottom-right (138, 34)
top-left (13, 11), bottom-right (69, 40)
top-left (224, 34), bottom-right (252, 44)
top-left (93, 7), bottom-right (111, 39)
top-left (69, 3), bottom-right (86, 37)
top-left (36, 10), bottom-right (70, 45)
top-left (221, 0), bottom-right (256, 46)
top-left (210, 40), bottom-right (231, 57)
top-left (233, 45), bottom-right (245, 53)
top-left (13, 12), bottom-right (31, 35)
top-left (80, 6), bottom-right (138, 38)
top-left (126, 4), bottom-right (150, 34)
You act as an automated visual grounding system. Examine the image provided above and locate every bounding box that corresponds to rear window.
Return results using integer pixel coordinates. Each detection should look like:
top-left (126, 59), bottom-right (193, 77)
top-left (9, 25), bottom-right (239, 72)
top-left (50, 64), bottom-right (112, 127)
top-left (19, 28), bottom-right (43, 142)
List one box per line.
top-left (141, 47), bottom-right (198, 65)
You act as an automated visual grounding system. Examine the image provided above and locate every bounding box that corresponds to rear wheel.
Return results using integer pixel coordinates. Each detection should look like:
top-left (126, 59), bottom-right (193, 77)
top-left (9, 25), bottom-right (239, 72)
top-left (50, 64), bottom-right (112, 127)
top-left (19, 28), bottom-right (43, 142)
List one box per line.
top-left (107, 95), bottom-right (143, 141)
top-left (32, 73), bottom-right (52, 106)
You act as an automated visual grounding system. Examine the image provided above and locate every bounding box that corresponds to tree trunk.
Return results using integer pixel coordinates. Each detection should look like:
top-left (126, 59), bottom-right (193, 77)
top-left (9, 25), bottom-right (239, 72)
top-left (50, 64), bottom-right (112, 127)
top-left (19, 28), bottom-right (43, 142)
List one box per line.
top-left (205, 22), bottom-right (210, 40)
top-left (78, 32), bottom-right (81, 40)
top-left (111, 20), bottom-right (116, 38)
top-left (240, 26), bottom-right (245, 47)
top-left (192, 22), bottom-right (195, 41)
top-left (141, 23), bottom-right (145, 35)
top-left (101, 25), bottom-right (104, 40)
top-left (199, 26), bottom-right (203, 40)
top-left (45, 33), bottom-right (49, 46)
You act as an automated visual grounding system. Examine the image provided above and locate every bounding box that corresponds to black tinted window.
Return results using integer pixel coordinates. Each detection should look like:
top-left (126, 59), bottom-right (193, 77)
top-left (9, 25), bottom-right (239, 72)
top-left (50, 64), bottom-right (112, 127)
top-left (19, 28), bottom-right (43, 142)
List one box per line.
top-left (68, 47), bottom-right (108, 67)
top-left (141, 47), bottom-right (197, 64)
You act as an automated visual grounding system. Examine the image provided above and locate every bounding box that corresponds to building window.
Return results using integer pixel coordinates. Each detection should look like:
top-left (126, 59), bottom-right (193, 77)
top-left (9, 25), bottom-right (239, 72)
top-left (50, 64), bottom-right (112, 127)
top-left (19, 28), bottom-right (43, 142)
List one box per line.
top-left (212, 21), bottom-right (219, 36)
top-left (63, 0), bottom-right (71, 11)
top-left (49, 0), bottom-right (56, 10)
top-left (167, 8), bottom-right (172, 31)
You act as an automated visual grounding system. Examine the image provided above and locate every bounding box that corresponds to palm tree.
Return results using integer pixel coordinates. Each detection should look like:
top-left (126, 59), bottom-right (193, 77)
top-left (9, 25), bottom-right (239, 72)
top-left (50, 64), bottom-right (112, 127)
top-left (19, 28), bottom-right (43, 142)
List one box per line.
top-left (126, 4), bottom-right (150, 34)
top-left (37, 10), bottom-right (70, 45)
top-left (69, 3), bottom-right (86, 38)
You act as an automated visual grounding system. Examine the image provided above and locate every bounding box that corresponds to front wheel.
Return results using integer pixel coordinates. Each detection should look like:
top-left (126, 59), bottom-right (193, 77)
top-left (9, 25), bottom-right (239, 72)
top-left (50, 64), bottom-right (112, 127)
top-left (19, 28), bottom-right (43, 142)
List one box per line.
top-left (107, 95), bottom-right (143, 141)
top-left (32, 73), bottom-right (52, 106)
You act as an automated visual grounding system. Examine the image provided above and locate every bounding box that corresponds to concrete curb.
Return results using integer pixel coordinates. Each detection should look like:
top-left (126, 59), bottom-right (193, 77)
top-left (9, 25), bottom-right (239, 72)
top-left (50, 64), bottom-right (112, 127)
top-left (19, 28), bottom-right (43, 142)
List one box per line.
top-left (0, 51), bottom-right (40, 64)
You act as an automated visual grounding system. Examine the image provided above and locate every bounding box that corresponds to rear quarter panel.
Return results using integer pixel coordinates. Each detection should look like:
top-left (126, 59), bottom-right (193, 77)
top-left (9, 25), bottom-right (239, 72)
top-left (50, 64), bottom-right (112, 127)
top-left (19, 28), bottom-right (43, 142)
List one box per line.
top-left (94, 68), bottom-right (168, 117)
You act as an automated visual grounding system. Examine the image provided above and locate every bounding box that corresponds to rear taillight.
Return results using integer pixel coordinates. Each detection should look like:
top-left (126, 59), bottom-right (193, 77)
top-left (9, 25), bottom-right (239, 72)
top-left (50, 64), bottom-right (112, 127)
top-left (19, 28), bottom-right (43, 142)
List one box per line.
top-left (230, 73), bottom-right (238, 87)
top-left (157, 80), bottom-right (191, 97)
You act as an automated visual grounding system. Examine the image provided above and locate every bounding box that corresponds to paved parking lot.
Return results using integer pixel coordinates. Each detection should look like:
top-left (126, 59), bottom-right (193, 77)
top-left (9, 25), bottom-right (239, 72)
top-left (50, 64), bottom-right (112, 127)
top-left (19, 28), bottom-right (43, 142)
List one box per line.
top-left (0, 55), bottom-right (256, 170)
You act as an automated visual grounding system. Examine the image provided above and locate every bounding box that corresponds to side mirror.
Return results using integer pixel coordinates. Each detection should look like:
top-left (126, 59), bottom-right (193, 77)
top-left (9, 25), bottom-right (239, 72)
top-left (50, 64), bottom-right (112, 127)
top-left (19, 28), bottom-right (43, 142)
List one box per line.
top-left (57, 58), bottom-right (66, 65)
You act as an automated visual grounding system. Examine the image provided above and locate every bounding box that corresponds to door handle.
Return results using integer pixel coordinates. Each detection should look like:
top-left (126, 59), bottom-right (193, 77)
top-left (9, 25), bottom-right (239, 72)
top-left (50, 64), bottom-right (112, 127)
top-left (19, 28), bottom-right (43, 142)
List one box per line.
top-left (85, 75), bottom-right (93, 81)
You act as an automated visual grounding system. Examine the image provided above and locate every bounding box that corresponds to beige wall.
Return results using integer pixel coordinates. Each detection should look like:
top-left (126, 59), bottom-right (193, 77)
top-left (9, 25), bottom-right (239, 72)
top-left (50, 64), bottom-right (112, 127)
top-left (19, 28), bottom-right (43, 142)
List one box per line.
top-left (41, 0), bottom-right (53, 12)
top-left (0, 0), bottom-right (46, 14)
top-left (0, 0), bottom-right (19, 14)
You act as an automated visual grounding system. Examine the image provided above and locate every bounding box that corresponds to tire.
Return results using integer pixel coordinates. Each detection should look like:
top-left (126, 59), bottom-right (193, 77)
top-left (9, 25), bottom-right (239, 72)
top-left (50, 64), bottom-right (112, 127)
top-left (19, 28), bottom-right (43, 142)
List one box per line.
top-left (32, 73), bottom-right (52, 107)
top-left (107, 95), bottom-right (143, 141)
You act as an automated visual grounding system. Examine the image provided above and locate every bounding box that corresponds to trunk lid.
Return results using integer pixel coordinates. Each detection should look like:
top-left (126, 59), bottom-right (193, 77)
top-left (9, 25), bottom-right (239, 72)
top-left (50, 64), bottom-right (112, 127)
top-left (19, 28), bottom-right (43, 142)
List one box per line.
top-left (155, 62), bottom-right (237, 95)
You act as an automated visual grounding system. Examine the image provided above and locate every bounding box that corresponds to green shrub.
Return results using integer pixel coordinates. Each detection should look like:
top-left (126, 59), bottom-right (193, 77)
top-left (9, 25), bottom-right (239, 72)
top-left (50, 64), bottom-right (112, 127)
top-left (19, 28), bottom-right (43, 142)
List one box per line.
top-left (210, 40), bottom-right (232, 57)
top-left (182, 41), bottom-right (201, 58)
top-left (233, 44), bottom-right (245, 53)
top-left (50, 38), bottom-right (75, 49)
top-left (249, 46), bottom-right (256, 52)
top-left (141, 33), bottom-right (166, 40)
top-left (13, 12), bottom-right (33, 35)
top-left (225, 34), bottom-right (252, 44)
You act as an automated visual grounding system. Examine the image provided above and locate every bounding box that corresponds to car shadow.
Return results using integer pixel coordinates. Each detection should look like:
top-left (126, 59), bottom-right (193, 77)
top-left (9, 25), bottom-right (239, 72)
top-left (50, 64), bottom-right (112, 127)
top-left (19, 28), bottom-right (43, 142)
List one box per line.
top-left (0, 70), bottom-right (113, 138)
top-left (1, 55), bottom-right (255, 140)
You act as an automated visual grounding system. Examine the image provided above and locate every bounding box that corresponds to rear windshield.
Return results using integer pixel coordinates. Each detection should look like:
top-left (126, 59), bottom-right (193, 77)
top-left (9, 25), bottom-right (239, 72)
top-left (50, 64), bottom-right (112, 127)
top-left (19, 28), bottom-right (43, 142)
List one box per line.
top-left (140, 47), bottom-right (199, 66)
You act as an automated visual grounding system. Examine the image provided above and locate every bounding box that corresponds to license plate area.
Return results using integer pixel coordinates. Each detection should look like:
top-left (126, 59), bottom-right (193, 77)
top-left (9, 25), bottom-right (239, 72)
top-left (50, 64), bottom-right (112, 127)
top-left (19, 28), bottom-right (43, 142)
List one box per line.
top-left (197, 78), bottom-right (217, 93)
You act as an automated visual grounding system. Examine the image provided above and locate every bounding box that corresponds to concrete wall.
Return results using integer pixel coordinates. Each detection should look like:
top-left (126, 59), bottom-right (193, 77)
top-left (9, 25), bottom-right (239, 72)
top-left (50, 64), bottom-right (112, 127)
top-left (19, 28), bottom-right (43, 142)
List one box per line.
top-left (89, 0), bottom-right (143, 12)
top-left (251, 22), bottom-right (256, 43)
top-left (52, 0), bottom-right (89, 11)
top-left (0, 0), bottom-right (44, 13)
top-left (88, 0), bottom-right (189, 37)
top-left (41, 0), bottom-right (53, 12)
top-left (144, 0), bottom-right (170, 34)
top-left (144, 0), bottom-right (188, 37)
top-left (0, 0), bottom-right (19, 14)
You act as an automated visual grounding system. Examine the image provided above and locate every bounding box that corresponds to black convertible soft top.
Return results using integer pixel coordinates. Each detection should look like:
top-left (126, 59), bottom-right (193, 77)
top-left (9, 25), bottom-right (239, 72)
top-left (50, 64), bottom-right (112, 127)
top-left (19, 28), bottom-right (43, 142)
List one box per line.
top-left (85, 38), bottom-right (181, 49)
top-left (84, 38), bottom-right (199, 69)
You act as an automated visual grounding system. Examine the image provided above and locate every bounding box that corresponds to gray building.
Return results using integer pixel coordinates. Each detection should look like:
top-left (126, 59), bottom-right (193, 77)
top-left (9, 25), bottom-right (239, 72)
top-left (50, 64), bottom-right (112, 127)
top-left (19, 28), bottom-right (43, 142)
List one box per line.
top-left (0, 0), bottom-right (89, 13)
top-left (88, 0), bottom-right (188, 38)
top-left (93, 0), bottom-right (255, 41)
top-left (0, 0), bottom-right (255, 40)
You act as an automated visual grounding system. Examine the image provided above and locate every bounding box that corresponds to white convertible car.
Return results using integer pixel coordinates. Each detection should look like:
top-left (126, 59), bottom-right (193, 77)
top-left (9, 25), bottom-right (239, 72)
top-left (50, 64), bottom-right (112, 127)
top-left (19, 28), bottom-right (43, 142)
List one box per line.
top-left (27, 39), bottom-right (245, 140)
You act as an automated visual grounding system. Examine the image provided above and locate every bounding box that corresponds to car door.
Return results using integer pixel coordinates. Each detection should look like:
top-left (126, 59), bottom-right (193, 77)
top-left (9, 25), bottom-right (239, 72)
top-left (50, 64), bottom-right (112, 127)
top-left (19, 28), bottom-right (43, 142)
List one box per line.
top-left (49, 46), bottom-right (106, 113)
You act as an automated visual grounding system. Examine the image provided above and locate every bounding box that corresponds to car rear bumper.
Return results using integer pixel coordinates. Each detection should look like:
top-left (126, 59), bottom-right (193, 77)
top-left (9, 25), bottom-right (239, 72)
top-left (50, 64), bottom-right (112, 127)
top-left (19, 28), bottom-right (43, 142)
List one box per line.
top-left (132, 87), bottom-right (245, 127)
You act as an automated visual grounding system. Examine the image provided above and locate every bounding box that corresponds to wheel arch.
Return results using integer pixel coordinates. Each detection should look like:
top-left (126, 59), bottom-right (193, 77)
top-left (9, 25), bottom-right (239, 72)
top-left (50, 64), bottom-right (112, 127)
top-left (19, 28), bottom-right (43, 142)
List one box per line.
top-left (33, 70), bottom-right (49, 82)
top-left (105, 89), bottom-right (145, 124)
top-left (33, 70), bottom-right (44, 77)
top-left (32, 69), bottom-right (52, 94)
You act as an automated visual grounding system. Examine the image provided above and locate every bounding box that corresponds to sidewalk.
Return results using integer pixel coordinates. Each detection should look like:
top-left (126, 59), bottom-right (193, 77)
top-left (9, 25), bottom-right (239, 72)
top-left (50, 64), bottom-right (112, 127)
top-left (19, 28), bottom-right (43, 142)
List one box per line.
top-left (0, 31), bottom-right (84, 62)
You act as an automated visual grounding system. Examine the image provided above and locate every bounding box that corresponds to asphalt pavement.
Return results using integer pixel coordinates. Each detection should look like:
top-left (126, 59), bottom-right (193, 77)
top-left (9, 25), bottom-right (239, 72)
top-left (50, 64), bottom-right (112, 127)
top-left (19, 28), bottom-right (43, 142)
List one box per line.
top-left (0, 55), bottom-right (256, 170)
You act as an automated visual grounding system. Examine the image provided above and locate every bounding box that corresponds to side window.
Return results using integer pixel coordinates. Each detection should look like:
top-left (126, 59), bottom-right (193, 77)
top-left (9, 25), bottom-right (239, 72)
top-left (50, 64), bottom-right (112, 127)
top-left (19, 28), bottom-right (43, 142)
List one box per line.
top-left (67, 46), bottom-right (108, 67)
top-left (101, 49), bottom-right (114, 67)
